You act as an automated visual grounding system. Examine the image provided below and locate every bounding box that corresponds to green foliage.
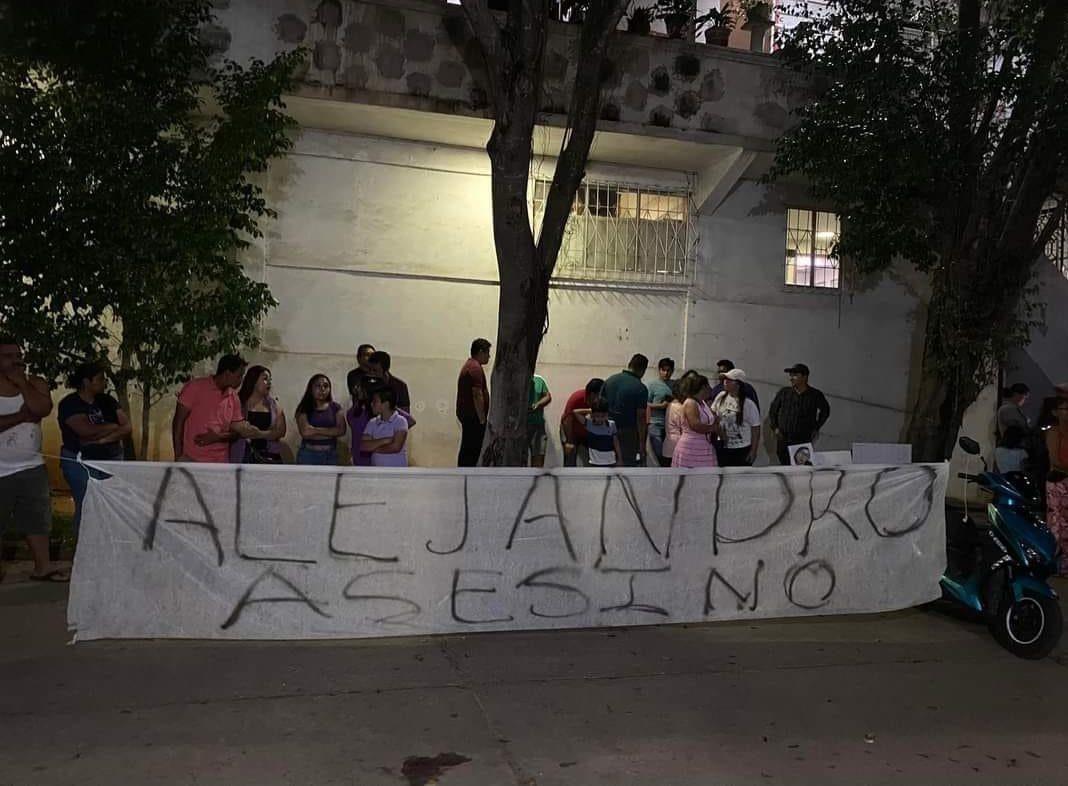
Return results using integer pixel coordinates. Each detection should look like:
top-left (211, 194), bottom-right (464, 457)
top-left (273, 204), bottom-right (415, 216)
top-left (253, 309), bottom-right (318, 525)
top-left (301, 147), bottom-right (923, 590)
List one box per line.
top-left (655, 0), bottom-right (696, 19)
top-left (696, 5), bottom-right (737, 31)
top-left (0, 0), bottom-right (303, 404)
top-left (769, 0), bottom-right (1068, 408)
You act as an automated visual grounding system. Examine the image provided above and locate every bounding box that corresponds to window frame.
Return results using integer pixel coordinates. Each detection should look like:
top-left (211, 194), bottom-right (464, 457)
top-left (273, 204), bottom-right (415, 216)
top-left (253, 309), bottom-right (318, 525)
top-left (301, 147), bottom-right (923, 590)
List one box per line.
top-left (530, 177), bottom-right (696, 287)
top-left (784, 207), bottom-right (841, 291)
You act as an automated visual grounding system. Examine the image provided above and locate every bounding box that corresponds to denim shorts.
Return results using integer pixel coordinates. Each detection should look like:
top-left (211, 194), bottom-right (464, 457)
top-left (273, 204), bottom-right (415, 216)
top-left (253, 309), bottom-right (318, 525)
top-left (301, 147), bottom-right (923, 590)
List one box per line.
top-left (297, 446), bottom-right (338, 466)
top-left (0, 464), bottom-right (51, 536)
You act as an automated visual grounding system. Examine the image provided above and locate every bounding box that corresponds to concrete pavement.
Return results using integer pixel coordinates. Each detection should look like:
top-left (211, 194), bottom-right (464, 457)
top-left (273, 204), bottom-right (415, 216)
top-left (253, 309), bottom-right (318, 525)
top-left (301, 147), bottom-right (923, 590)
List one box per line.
top-left (1, 567), bottom-right (1066, 785)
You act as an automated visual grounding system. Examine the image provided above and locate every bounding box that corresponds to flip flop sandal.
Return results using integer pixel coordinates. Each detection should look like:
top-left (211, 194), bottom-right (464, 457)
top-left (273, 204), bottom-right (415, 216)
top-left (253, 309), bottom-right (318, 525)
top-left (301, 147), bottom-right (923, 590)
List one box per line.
top-left (29, 570), bottom-right (70, 583)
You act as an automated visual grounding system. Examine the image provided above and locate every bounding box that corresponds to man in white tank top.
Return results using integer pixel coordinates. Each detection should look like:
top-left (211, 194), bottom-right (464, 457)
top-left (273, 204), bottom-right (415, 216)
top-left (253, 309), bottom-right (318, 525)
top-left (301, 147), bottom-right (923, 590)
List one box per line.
top-left (0, 335), bottom-right (67, 582)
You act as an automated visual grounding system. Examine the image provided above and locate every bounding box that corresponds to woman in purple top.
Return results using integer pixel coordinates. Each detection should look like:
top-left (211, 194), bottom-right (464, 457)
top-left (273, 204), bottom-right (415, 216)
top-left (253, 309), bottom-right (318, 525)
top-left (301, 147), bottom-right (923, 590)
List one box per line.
top-left (361, 387), bottom-right (410, 467)
top-left (295, 374), bottom-right (346, 466)
top-left (346, 374), bottom-right (378, 466)
top-left (230, 365), bottom-right (286, 463)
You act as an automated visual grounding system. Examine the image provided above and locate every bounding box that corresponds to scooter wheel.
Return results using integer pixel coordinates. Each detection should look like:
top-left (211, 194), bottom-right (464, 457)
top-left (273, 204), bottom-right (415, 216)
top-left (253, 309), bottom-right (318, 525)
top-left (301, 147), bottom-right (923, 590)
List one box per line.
top-left (991, 591), bottom-right (1063, 660)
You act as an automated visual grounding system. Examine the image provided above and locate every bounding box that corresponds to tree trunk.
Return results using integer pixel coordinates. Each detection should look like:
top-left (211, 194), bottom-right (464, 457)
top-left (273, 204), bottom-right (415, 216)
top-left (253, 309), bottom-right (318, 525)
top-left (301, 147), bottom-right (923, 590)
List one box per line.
top-left (113, 343), bottom-right (138, 460)
top-left (460, 0), bottom-right (627, 466)
top-left (139, 381), bottom-right (152, 461)
top-left (480, 126), bottom-right (545, 466)
top-left (905, 260), bottom-right (998, 463)
top-left (906, 360), bottom-right (963, 464)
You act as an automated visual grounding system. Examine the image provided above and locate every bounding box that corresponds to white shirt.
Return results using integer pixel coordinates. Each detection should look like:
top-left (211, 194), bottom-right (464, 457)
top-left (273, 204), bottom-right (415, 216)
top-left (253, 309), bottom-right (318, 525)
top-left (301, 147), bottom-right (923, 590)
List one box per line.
top-left (711, 392), bottom-right (761, 450)
top-left (0, 393), bottom-right (44, 476)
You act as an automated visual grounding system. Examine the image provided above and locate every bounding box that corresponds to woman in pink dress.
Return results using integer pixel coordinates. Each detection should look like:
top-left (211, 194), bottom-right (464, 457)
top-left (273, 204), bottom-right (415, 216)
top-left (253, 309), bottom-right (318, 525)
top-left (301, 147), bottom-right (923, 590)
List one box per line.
top-left (671, 373), bottom-right (720, 468)
top-left (662, 371), bottom-right (695, 463)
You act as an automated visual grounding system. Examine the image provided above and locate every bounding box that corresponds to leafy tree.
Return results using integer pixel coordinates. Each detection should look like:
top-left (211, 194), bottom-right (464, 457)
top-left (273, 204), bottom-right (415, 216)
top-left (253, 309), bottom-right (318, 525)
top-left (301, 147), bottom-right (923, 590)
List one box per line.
top-left (0, 0), bottom-right (302, 457)
top-left (769, 0), bottom-right (1068, 461)
top-left (458, 0), bottom-right (628, 465)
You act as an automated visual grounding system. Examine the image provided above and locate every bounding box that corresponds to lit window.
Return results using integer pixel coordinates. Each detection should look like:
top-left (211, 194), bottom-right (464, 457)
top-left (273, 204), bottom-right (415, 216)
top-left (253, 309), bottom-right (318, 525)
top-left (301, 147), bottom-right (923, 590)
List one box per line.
top-left (531, 179), bottom-right (694, 284)
top-left (785, 208), bottom-right (840, 289)
top-left (1039, 196), bottom-right (1067, 279)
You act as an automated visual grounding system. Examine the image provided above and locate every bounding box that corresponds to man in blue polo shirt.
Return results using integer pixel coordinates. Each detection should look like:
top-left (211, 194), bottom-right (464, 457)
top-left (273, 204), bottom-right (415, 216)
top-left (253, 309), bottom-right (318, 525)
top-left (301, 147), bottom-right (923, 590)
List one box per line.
top-left (602, 354), bottom-right (649, 467)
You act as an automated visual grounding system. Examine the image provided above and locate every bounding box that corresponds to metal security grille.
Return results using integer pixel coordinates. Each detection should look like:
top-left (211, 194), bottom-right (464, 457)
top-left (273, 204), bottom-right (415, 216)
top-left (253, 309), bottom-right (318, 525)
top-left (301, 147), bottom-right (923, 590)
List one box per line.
top-left (785, 208), bottom-right (840, 289)
top-left (1039, 197), bottom-right (1068, 278)
top-left (531, 179), bottom-right (696, 285)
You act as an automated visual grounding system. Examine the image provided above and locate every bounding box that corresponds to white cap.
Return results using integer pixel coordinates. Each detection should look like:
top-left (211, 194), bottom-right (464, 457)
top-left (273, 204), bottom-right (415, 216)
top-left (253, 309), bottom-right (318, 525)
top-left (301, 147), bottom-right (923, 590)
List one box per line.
top-left (725, 369), bottom-right (747, 382)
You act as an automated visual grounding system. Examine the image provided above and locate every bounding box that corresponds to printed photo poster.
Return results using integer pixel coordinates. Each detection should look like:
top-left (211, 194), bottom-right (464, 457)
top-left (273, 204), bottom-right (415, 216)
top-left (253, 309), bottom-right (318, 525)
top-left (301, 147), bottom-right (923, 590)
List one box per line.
top-left (789, 443), bottom-right (815, 466)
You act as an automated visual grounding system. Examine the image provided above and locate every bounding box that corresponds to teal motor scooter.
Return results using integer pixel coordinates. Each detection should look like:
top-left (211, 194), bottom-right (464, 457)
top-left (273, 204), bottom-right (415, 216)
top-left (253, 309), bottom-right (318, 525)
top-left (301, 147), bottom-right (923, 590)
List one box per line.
top-left (941, 437), bottom-right (1062, 659)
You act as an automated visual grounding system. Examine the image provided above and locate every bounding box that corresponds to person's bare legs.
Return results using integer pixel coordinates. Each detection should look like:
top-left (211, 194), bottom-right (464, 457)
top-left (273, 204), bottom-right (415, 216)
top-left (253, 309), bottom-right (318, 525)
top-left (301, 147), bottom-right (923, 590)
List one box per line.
top-left (26, 534), bottom-right (52, 576)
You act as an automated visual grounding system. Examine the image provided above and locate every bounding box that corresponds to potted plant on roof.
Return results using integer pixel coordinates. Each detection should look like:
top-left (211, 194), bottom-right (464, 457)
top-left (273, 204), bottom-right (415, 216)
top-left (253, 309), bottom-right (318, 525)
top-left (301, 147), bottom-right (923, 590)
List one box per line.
top-left (656, 0), bottom-right (696, 40)
top-left (744, 1), bottom-right (772, 21)
top-left (627, 4), bottom-right (655, 35)
top-left (696, 4), bottom-right (736, 46)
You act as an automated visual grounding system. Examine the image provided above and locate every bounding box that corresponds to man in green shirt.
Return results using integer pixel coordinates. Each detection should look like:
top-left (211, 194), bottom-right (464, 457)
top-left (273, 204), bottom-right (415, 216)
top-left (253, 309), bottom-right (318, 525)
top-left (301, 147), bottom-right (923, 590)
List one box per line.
top-left (646, 357), bottom-right (675, 467)
top-left (527, 373), bottom-right (552, 467)
top-left (602, 354), bottom-right (649, 467)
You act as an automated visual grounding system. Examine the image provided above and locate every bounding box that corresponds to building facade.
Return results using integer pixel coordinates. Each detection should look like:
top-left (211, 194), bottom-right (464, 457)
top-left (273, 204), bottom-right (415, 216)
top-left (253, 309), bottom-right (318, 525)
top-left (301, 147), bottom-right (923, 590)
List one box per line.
top-left (184, 0), bottom-right (926, 467)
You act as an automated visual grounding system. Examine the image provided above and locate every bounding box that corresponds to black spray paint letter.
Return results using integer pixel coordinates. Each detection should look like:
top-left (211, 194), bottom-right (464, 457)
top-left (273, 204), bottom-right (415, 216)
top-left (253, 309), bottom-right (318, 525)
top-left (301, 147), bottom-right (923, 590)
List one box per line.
top-left (328, 472), bottom-right (396, 562)
top-left (233, 467), bottom-right (316, 564)
top-left (704, 560), bottom-right (765, 614)
top-left (221, 568), bottom-right (331, 630)
top-left (516, 566), bottom-right (590, 619)
top-left (343, 569), bottom-right (423, 627)
top-left (450, 569), bottom-right (515, 624)
top-left (506, 473), bottom-right (577, 562)
top-left (144, 466), bottom-right (225, 566)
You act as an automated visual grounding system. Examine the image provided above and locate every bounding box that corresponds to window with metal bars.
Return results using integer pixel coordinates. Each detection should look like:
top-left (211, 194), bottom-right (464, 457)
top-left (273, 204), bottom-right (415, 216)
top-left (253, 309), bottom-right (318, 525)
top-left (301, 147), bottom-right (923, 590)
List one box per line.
top-left (1039, 197), bottom-right (1068, 278)
top-left (785, 208), bottom-right (840, 289)
top-left (530, 179), bottom-right (695, 285)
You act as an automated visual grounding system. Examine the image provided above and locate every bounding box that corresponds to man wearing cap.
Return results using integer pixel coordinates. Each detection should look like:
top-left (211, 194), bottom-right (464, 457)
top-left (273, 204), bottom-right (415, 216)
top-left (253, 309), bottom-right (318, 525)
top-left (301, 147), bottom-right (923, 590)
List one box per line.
top-left (767, 363), bottom-right (831, 465)
top-left (710, 359), bottom-right (759, 408)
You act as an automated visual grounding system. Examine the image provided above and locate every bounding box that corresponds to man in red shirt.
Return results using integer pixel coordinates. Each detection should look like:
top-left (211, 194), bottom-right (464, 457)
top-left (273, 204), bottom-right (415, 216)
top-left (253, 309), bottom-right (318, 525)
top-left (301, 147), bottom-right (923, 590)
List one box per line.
top-left (456, 338), bottom-right (491, 467)
top-left (171, 354), bottom-right (272, 463)
top-left (560, 378), bottom-right (605, 467)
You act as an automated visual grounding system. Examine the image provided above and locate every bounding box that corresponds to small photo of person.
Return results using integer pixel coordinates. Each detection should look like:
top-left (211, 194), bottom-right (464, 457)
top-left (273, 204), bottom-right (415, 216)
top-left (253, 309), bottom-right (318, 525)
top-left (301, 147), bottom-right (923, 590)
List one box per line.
top-left (790, 443), bottom-right (814, 466)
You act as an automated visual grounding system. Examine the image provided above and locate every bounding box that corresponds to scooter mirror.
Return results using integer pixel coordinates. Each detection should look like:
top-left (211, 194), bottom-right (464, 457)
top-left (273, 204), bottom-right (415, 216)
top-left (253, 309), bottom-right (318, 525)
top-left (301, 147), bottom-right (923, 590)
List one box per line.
top-left (958, 436), bottom-right (981, 455)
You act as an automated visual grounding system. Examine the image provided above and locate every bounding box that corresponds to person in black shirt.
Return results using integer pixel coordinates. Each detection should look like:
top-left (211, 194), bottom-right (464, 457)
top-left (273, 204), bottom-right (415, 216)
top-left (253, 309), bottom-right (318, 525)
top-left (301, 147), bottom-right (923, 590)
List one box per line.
top-left (767, 363), bottom-right (831, 465)
top-left (57, 362), bottom-right (132, 535)
top-left (367, 350), bottom-right (411, 412)
top-left (346, 343), bottom-right (376, 407)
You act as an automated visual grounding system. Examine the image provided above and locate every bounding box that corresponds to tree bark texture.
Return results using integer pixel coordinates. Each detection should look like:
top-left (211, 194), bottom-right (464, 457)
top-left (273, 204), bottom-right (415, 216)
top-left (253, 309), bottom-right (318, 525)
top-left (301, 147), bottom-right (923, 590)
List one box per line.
top-left (460, 0), bottom-right (627, 465)
top-left (906, 0), bottom-right (1068, 460)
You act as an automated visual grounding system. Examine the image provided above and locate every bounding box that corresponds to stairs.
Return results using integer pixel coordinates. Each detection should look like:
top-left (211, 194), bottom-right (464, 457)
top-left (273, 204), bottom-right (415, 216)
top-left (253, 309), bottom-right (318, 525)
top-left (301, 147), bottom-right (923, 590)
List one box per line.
top-left (1005, 256), bottom-right (1068, 424)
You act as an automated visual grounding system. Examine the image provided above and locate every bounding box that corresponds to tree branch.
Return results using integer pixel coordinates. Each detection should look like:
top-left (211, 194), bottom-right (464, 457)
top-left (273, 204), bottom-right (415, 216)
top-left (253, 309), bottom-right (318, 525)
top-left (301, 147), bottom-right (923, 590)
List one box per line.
top-left (1032, 196), bottom-right (1064, 260)
top-left (961, 0), bottom-right (1067, 257)
top-left (460, 0), bottom-right (504, 104)
top-left (536, 0), bottom-right (628, 278)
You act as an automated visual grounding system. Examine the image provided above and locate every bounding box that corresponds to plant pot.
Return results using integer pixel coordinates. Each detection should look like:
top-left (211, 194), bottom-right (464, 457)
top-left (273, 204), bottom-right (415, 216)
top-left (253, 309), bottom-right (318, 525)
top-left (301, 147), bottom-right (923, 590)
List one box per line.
top-left (627, 17), bottom-right (652, 35)
top-left (703, 26), bottom-right (731, 46)
top-left (663, 12), bottom-right (690, 39)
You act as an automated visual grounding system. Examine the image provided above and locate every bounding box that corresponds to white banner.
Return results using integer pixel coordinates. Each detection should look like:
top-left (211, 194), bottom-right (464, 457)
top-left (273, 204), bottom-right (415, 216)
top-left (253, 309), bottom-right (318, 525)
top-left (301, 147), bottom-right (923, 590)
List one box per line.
top-left (68, 462), bottom-right (947, 641)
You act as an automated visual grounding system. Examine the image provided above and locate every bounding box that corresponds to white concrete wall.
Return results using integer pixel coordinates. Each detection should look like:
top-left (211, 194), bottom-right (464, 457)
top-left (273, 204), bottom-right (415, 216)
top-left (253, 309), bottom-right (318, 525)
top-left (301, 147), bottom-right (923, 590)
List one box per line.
top-left (223, 128), bottom-right (923, 467)
top-left (691, 181), bottom-right (921, 454)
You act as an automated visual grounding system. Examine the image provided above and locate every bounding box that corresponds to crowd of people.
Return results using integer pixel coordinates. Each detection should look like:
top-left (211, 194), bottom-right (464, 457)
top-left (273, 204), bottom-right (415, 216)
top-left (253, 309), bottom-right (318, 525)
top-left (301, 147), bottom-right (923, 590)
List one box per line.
top-left (995, 382), bottom-right (1068, 575)
top-left (0, 332), bottom-right (838, 579)
top-left (12, 328), bottom-right (1068, 579)
top-left (538, 351), bottom-right (829, 470)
